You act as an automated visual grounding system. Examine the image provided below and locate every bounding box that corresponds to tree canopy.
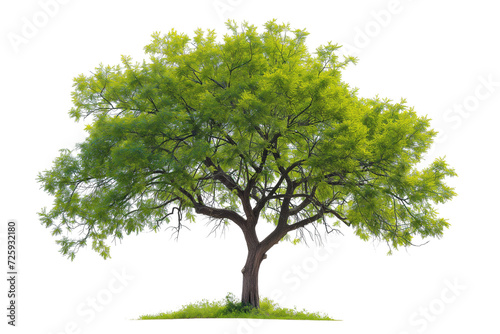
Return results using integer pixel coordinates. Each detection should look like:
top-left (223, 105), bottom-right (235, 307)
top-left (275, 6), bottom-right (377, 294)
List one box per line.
top-left (38, 20), bottom-right (456, 266)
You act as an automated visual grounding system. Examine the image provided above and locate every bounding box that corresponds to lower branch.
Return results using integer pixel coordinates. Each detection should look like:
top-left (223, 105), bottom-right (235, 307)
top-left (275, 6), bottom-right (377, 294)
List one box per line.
top-left (288, 211), bottom-right (324, 231)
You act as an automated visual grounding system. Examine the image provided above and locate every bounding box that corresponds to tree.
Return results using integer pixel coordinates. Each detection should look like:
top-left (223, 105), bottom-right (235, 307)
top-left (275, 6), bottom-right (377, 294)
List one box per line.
top-left (38, 20), bottom-right (456, 309)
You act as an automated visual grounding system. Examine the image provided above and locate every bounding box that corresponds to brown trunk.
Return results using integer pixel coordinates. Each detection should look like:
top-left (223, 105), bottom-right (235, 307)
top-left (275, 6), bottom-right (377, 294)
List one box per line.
top-left (239, 214), bottom-right (287, 309)
top-left (241, 247), bottom-right (266, 308)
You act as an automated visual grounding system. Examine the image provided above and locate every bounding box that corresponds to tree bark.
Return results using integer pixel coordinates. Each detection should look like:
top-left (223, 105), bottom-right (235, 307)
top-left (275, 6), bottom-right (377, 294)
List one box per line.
top-left (239, 219), bottom-right (290, 309)
top-left (241, 246), bottom-right (267, 308)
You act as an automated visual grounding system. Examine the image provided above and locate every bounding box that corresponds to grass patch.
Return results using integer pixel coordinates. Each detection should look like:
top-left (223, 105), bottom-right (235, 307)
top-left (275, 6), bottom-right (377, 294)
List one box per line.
top-left (139, 293), bottom-right (336, 320)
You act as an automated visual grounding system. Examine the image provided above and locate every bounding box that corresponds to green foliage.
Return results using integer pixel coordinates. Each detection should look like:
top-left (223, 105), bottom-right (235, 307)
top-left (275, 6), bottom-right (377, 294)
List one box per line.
top-left (138, 293), bottom-right (335, 320)
top-left (221, 292), bottom-right (254, 314)
top-left (38, 20), bottom-right (456, 259)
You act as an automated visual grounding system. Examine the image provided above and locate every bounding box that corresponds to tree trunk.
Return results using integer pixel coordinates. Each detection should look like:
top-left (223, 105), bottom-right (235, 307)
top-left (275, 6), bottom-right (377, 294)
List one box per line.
top-left (241, 247), bottom-right (266, 309)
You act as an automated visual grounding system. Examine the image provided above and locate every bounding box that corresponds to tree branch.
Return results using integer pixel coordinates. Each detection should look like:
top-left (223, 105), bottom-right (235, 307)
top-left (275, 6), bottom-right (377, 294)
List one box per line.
top-left (288, 211), bottom-right (325, 231)
top-left (203, 157), bottom-right (243, 193)
top-left (178, 186), bottom-right (247, 229)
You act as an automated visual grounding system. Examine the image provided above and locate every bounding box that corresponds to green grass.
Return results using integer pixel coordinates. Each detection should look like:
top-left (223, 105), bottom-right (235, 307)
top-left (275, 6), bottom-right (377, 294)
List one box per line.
top-left (139, 293), bottom-right (336, 321)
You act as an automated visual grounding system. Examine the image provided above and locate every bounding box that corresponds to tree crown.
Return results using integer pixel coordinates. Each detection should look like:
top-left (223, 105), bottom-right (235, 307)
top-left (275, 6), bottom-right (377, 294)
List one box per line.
top-left (38, 20), bottom-right (456, 259)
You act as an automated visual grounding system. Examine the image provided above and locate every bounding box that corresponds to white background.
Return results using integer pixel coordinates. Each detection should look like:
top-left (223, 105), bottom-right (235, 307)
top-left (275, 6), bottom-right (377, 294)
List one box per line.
top-left (1, 0), bottom-right (499, 333)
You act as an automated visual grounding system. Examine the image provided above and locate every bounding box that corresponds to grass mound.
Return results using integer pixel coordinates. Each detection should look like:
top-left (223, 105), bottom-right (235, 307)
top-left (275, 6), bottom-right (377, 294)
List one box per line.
top-left (139, 293), bottom-right (335, 320)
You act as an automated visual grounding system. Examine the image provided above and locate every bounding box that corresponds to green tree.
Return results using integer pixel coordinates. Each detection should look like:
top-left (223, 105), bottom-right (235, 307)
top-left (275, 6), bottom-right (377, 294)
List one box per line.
top-left (38, 21), bottom-right (456, 309)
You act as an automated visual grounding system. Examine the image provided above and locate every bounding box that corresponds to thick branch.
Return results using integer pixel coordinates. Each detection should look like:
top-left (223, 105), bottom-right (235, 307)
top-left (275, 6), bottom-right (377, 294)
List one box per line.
top-left (194, 204), bottom-right (247, 229)
top-left (259, 223), bottom-right (289, 254)
top-left (289, 197), bottom-right (313, 216)
top-left (204, 157), bottom-right (243, 193)
top-left (288, 211), bottom-right (325, 231)
top-left (178, 186), bottom-right (247, 229)
top-left (252, 159), bottom-right (305, 216)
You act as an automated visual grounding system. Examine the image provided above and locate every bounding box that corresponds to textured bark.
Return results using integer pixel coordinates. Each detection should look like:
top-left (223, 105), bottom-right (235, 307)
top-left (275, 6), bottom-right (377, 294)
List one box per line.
top-left (240, 221), bottom-right (288, 308)
top-left (241, 247), bottom-right (266, 308)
